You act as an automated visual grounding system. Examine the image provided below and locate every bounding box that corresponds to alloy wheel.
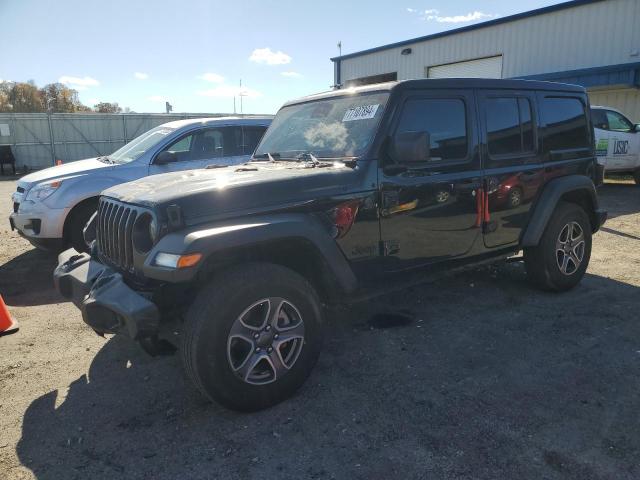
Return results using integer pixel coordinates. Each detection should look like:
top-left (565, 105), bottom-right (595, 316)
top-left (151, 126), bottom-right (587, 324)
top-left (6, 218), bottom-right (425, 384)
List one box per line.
top-left (227, 297), bottom-right (305, 385)
top-left (555, 221), bottom-right (585, 275)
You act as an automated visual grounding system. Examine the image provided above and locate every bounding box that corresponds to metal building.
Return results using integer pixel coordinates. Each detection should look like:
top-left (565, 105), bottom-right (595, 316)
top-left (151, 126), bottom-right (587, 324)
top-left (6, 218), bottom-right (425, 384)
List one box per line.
top-left (331, 0), bottom-right (640, 120)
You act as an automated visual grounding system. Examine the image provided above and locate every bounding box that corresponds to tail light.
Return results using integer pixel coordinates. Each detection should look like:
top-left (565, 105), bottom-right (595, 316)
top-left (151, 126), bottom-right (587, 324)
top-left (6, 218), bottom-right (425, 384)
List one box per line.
top-left (330, 200), bottom-right (360, 238)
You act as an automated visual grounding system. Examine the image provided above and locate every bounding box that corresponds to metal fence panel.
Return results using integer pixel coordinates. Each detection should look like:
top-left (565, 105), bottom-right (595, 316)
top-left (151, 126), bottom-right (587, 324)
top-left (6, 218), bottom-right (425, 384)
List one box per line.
top-left (0, 112), bottom-right (261, 170)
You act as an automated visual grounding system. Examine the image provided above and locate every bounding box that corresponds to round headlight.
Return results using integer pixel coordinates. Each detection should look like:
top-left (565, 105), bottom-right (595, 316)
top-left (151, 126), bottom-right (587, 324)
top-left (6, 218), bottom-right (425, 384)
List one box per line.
top-left (132, 213), bottom-right (155, 253)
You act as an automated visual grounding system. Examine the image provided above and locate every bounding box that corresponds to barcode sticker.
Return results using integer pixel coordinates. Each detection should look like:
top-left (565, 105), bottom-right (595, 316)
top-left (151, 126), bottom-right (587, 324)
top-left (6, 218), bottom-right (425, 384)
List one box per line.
top-left (342, 104), bottom-right (379, 122)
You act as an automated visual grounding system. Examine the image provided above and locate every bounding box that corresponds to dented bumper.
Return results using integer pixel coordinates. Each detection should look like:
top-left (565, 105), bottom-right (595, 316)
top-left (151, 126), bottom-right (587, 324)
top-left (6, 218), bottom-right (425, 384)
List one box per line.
top-left (53, 249), bottom-right (159, 339)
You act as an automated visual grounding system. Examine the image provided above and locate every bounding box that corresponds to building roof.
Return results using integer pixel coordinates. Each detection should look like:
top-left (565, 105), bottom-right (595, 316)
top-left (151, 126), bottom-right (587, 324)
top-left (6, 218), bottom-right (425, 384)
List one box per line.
top-left (330, 0), bottom-right (607, 62)
top-left (284, 78), bottom-right (585, 106)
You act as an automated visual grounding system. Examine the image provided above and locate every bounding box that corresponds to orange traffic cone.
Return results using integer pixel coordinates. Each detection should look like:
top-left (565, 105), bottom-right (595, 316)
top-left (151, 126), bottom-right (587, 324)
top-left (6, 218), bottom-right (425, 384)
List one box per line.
top-left (0, 294), bottom-right (19, 336)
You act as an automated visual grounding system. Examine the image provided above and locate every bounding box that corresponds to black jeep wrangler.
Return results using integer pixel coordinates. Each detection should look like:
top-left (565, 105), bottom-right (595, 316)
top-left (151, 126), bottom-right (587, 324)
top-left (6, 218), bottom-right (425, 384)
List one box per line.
top-left (54, 79), bottom-right (607, 411)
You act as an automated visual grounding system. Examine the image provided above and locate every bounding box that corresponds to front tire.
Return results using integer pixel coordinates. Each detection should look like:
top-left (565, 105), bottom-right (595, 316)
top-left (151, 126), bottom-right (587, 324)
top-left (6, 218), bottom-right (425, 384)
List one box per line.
top-left (66, 200), bottom-right (97, 253)
top-left (524, 201), bottom-right (592, 292)
top-left (181, 262), bottom-right (324, 411)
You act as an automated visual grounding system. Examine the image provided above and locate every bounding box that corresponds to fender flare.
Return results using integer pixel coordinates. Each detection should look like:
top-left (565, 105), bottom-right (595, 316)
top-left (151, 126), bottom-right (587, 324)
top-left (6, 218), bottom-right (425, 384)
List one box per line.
top-left (520, 175), bottom-right (602, 247)
top-left (141, 213), bottom-right (358, 295)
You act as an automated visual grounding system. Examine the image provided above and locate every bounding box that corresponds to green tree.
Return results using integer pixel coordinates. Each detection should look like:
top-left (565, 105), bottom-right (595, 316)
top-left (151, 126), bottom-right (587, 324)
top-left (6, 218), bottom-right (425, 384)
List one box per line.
top-left (93, 102), bottom-right (122, 113)
top-left (40, 82), bottom-right (87, 113)
top-left (3, 81), bottom-right (44, 112)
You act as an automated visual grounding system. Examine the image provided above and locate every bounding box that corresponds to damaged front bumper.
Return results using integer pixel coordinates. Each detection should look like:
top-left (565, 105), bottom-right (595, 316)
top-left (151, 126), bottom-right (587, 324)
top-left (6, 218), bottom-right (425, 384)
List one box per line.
top-left (53, 249), bottom-right (159, 339)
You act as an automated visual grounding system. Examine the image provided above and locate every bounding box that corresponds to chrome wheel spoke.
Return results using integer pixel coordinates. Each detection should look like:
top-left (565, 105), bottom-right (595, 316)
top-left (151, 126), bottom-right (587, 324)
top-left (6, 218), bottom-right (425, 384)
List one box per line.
top-left (556, 221), bottom-right (585, 276)
top-left (267, 349), bottom-right (289, 379)
top-left (236, 352), bottom-right (266, 381)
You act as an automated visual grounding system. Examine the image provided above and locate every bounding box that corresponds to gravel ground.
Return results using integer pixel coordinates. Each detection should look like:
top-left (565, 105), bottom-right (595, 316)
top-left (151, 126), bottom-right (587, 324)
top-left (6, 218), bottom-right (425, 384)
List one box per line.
top-left (1, 178), bottom-right (639, 480)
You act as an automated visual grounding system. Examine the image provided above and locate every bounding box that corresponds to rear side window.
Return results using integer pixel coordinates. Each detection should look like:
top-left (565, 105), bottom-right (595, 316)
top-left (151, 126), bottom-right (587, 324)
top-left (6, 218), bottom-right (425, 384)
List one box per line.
top-left (486, 97), bottom-right (534, 156)
top-left (396, 98), bottom-right (468, 162)
top-left (542, 97), bottom-right (589, 151)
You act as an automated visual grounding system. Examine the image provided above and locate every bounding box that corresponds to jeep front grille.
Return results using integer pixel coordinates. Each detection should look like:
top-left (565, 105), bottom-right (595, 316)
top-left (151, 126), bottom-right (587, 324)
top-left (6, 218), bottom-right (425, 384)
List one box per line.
top-left (96, 198), bottom-right (139, 272)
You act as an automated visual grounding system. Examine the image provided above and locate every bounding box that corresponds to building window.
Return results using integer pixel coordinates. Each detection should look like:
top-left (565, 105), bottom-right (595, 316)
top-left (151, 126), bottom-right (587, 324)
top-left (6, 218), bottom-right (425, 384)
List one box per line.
top-left (344, 72), bottom-right (397, 88)
top-left (542, 97), bottom-right (589, 151)
top-left (486, 97), bottom-right (534, 156)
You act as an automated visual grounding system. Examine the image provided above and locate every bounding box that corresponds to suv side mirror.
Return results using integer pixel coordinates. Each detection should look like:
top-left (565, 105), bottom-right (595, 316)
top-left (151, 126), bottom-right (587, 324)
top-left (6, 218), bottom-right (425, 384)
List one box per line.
top-left (155, 151), bottom-right (178, 165)
top-left (634, 124), bottom-right (640, 133)
top-left (389, 131), bottom-right (431, 165)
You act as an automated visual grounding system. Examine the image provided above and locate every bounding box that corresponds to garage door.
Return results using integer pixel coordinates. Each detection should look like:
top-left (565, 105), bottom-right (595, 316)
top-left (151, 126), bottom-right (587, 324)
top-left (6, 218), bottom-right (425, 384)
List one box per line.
top-left (426, 55), bottom-right (503, 79)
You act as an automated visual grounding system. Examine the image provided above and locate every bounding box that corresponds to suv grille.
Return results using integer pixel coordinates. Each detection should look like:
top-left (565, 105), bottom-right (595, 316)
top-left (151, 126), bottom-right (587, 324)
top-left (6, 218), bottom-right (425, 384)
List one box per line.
top-left (97, 198), bottom-right (140, 272)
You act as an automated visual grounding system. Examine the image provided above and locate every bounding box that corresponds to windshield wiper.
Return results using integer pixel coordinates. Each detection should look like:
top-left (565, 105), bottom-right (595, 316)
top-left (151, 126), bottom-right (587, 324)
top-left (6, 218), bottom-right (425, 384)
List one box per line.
top-left (296, 152), bottom-right (320, 165)
top-left (252, 152), bottom-right (281, 162)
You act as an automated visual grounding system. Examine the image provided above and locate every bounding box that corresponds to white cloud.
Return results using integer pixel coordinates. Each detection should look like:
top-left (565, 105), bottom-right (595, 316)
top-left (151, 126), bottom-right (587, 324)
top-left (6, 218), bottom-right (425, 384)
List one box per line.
top-left (197, 72), bottom-right (225, 83)
top-left (197, 85), bottom-right (262, 98)
top-left (408, 8), bottom-right (498, 23)
top-left (148, 95), bottom-right (167, 102)
top-left (281, 71), bottom-right (302, 78)
top-left (249, 48), bottom-right (291, 65)
top-left (134, 72), bottom-right (149, 80)
top-left (58, 75), bottom-right (100, 90)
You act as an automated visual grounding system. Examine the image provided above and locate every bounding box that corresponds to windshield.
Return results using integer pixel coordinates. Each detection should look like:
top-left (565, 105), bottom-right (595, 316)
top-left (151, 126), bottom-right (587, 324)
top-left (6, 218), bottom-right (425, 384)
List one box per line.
top-left (254, 92), bottom-right (389, 159)
top-left (108, 125), bottom-right (175, 163)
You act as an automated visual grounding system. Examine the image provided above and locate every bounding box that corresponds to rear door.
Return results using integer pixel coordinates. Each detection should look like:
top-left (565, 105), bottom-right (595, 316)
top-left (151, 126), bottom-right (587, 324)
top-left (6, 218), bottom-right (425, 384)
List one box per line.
top-left (378, 89), bottom-right (482, 271)
top-left (477, 90), bottom-right (543, 248)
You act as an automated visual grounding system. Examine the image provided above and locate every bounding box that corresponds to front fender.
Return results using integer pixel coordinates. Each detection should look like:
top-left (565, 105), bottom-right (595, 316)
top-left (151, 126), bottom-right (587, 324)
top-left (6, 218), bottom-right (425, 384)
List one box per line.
top-left (141, 213), bottom-right (358, 293)
top-left (520, 175), bottom-right (605, 247)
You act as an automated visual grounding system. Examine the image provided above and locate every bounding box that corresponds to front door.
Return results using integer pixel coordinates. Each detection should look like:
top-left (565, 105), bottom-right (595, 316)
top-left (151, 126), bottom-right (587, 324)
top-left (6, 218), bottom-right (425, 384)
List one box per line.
top-left (601, 109), bottom-right (640, 173)
top-left (379, 90), bottom-right (482, 271)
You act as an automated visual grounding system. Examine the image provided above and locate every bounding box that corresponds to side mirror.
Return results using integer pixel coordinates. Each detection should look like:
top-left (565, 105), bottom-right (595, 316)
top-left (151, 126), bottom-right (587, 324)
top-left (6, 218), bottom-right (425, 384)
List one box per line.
top-left (634, 124), bottom-right (640, 133)
top-left (155, 151), bottom-right (178, 165)
top-left (389, 131), bottom-right (431, 165)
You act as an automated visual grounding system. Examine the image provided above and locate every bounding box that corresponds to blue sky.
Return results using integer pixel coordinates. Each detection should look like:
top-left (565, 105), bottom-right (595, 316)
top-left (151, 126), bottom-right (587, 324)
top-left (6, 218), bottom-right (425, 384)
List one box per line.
top-left (1, 0), bottom-right (566, 114)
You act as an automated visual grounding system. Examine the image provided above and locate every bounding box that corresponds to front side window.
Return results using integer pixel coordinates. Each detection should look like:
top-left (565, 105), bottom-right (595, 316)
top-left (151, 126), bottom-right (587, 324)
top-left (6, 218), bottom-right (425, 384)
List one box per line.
top-left (606, 110), bottom-right (633, 132)
top-left (395, 98), bottom-right (468, 162)
top-left (591, 108), bottom-right (608, 130)
top-left (242, 126), bottom-right (267, 155)
top-left (542, 97), bottom-right (589, 151)
top-left (160, 127), bottom-right (243, 161)
top-left (254, 92), bottom-right (389, 159)
top-left (486, 97), bottom-right (535, 156)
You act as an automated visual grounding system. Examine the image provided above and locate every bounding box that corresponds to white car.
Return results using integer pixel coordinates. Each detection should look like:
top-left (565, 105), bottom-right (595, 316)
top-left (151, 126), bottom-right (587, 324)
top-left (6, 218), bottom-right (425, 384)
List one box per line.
top-left (591, 106), bottom-right (640, 184)
top-left (9, 117), bottom-right (271, 252)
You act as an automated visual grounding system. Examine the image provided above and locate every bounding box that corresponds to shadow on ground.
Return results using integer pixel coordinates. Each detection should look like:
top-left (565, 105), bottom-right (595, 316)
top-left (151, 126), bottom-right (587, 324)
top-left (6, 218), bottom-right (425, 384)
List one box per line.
top-left (598, 182), bottom-right (640, 220)
top-left (15, 264), bottom-right (640, 480)
top-left (0, 248), bottom-right (60, 307)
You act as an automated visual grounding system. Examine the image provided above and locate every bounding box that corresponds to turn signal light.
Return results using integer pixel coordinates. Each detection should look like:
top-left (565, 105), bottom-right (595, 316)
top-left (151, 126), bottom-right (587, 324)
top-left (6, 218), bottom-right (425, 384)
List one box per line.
top-left (332, 200), bottom-right (360, 238)
top-left (177, 253), bottom-right (202, 268)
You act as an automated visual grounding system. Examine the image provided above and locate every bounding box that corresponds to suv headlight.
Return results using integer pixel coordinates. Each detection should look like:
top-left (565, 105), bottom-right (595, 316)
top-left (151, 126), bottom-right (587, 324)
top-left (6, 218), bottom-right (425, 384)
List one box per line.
top-left (25, 180), bottom-right (62, 202)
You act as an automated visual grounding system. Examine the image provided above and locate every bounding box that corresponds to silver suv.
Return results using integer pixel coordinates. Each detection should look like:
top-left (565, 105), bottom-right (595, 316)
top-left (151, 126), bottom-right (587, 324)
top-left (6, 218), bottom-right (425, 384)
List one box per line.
top-left (10, 116), bottom-right (271, 251)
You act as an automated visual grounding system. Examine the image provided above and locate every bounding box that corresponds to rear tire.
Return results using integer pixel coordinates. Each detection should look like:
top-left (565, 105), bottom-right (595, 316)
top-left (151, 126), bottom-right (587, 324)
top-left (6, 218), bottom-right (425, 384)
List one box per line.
top-left (181, 262), bottom-right (324, 411)
top-left (66, 200), bottom-right (97, 253)
top-left (524, 201), bottom-right (592, 292)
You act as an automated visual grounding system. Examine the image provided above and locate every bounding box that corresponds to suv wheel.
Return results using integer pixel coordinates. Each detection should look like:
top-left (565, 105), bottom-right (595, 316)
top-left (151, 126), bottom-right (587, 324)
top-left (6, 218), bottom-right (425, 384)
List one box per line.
top-left (181, 262), bottom-right (323, 411)
top-left (524, 201), bottom-right (592, 291)
top-left (67, 200), bottom-right (97, 253)
top-left (508, 187), bottom-right (523, 208)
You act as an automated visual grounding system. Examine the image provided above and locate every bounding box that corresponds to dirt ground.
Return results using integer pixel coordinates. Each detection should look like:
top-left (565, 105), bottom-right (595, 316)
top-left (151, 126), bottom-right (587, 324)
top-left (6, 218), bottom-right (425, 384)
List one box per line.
top-left (1, 177), bottom-right (639, 480)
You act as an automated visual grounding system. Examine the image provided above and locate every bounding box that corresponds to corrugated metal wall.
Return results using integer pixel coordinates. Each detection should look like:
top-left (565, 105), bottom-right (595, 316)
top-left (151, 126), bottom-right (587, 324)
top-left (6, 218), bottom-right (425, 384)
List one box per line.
top-left (339, 0), bottom-right (640, 82)
top-left (0, 112), bottom-right (257, 170)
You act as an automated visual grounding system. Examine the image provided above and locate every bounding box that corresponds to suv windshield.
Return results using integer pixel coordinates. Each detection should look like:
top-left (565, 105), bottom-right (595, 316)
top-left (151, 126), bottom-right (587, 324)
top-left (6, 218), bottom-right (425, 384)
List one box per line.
top-left (254, 91), bottom-right (389, 159)
top-left (109, 126), bottom-right (175, 163)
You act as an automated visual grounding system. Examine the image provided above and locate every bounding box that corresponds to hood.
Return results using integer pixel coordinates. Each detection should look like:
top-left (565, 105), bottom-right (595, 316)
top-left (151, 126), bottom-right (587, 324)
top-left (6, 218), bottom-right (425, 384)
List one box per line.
top-left (103, 162), bottom-right (362, 223)
top-left (18, 158), bottom-right (112, 187)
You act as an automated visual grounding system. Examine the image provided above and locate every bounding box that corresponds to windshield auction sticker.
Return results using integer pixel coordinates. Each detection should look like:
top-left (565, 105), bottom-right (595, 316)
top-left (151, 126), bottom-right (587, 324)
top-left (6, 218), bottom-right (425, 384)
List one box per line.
top-left (343, 104), bottom-right (379, 122)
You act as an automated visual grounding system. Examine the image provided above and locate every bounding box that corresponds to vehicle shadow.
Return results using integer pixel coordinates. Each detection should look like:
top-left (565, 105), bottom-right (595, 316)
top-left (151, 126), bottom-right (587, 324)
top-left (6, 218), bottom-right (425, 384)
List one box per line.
top-left (598, 182), bottom-right (640, 220)
top-left (15, 264), bottom-right (640, 479)
top-left (0, 248), bottom-right (61, 307)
